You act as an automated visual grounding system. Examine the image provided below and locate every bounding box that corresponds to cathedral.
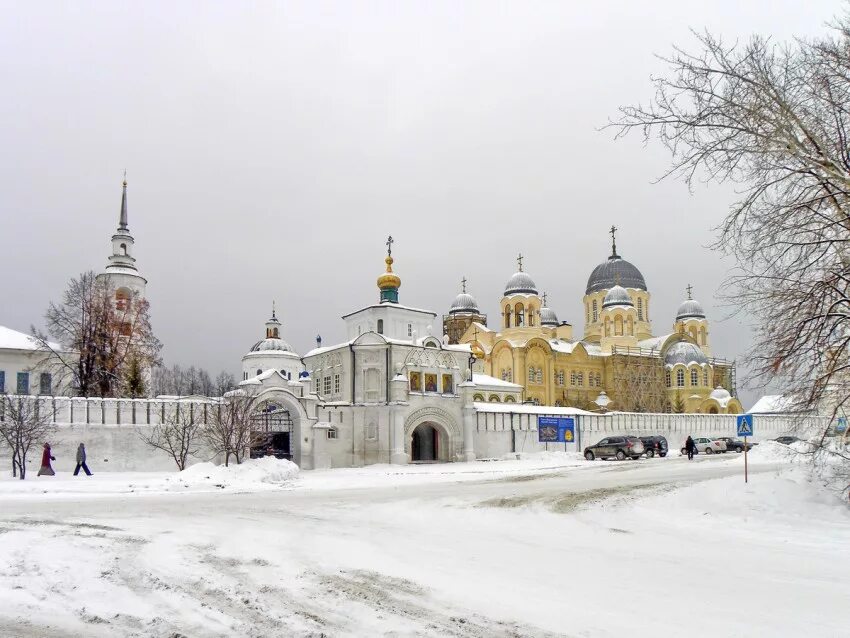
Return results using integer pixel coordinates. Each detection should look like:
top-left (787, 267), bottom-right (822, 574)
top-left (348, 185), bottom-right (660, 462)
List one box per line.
top-left (449, 228), bottom-right (742, 415)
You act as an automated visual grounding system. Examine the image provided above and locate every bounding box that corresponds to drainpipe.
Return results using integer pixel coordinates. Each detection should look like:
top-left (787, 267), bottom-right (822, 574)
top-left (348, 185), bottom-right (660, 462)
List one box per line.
top-left (511, 412), bottom-right (516, 453)
top-left (349, 344), bottom-right (356, 402)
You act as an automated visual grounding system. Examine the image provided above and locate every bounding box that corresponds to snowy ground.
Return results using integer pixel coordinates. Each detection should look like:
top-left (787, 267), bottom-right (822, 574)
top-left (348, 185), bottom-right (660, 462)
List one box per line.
top-left (1, 448), bottom-right (848, 638)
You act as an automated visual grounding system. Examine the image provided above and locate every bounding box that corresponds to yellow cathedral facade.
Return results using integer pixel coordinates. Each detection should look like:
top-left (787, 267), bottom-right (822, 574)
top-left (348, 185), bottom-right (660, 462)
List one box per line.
top-left (449, 229), bottom-right (743, 414)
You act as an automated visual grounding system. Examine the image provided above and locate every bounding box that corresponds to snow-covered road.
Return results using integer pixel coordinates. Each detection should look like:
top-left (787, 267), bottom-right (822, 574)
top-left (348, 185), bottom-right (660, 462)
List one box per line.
top-left (1, 452), bottom-right (847, 637)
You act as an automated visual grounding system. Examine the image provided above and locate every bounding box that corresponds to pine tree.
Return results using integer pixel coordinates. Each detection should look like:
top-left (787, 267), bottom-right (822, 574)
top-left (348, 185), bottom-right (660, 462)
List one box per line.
top-left (125, 355), bottom-right (146, 398)
top-left (673, 392), bottom-right (686, 414)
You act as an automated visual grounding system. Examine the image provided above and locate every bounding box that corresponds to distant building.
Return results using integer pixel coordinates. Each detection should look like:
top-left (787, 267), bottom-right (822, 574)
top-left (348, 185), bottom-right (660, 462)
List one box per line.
top-left (0, 325), bottom-right (69, 396)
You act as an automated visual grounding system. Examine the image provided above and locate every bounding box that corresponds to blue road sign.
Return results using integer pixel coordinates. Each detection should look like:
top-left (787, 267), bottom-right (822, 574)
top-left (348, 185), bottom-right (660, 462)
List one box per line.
top-left (538, 416), bottom-right (575, 443)
top-left (836, 417), bottom-right (847, 434)
top-left (736, 414), bottom-right (754, 437)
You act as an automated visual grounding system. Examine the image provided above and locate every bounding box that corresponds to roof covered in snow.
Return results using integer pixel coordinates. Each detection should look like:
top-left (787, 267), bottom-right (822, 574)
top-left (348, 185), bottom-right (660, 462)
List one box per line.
top-left (0, 325), bottom-right (60, 352)
top-left (748, 395), bottom-right (802, 414)
top-left (472, 373), bottom-right (522, 390)
top-left (474, 402), bottom-right (595, 415)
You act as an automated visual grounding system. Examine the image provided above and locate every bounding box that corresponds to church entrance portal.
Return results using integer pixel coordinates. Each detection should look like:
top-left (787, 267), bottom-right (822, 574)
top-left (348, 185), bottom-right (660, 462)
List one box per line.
top-left (250, 402), bottom-right (293, 460)
top-left (411, 423), bottom-right (442, 462)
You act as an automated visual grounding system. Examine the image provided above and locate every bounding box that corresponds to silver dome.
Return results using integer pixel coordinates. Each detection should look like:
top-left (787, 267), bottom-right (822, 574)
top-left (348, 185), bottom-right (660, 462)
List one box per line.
top-left (504, 271), bottom-right (538, 296)
top-left (540, 306), bottom-right (559, 326)
top-left (602, 285), bottom-right (633, 309)
top-left (664, 341), bottom-right (709, 367)
top-left (251, 337), bottom-right (295, 353)
top-left (586, 256), bottom-right (647, 294)
top-left (676, 299), bottom-right (706, 321)
top-left (449, 292), bottom-right (480, 315)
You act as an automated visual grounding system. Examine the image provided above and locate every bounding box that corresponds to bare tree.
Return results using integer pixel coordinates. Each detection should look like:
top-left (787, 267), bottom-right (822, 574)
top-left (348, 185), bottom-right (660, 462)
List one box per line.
top-left (610, 15), bottom-right (850, 438)
top-left (0, 394), bottom-right (57, 479)
top-left (32, 271), bottom-right (161, 398)
top-left (150, 364), bottom-right (235, 398)
top-left (203, 391), bottom-right (255, 466)
top-left (213, 371), bottom-right (236, 397)
top-left (138, 404), bottom-right (202, 470)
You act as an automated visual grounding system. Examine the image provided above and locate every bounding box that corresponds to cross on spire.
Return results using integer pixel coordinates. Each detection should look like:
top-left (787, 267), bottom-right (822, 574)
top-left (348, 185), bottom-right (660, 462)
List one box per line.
top-left (386, 235), bottom-right (394, 256)
top-left (517, 253), bottom-right (524, 272)
top-left (542, 291), bottom-right (548, 306)
top-left (461, 276), bottom-right (467, 294)
top-left (610, 225), bottom-right (619, 258)
top-left (686, 283), bottom-right (693, 300)
top-left (272, 300), bottom-right (277, 320)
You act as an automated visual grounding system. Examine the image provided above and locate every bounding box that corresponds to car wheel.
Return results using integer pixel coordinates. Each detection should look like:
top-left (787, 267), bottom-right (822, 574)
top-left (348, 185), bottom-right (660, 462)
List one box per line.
top-left (736, 448), bottom-right (743, 453)
top-left (646, 449), bottom-right (655, 458)
top-left (584, 451), bottom-right (595, 461)
top-left (660, 452), bottom-right (667, 457)
top-left (705, 448), bottom-right (714, 454)
top-left (615, 450), bottom-right (626, 461)
top-left (681, 448), bottom-right (688, 455)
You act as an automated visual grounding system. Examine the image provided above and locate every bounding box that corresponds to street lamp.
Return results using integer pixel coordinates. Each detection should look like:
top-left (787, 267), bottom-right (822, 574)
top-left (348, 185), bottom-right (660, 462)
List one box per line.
top-left (468, 341), bottom-right (484, 382)
top-left (595, 390), bottom-right (611, 413)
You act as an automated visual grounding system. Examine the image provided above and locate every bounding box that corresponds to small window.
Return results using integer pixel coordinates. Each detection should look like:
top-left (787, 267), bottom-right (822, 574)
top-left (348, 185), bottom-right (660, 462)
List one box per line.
top-left (690, 368), bottom-right (699, 386)
top-left (592, 300), bottom-right (598, 322)
top-left (334, 374), bottom-right (340, 394)
top-left (535, 368), bottom-right (543, 384)
top-left (676, 369), bottom-right (685, 387)
top-left (665, 370), bottom-right (671, 387)
top-left (577, 372), bottom-right (583, 387)
top-left (323, 376), bottom-right (332, 395)
top-left (637, 298), bottom-right (643, 321)
top-left (703, 368), bottom-right (709, 387)
top-left (17, 372), bottom-right (29, 395)
top-left (256, 369), bottom-right (262, 376)
top-left (528, 367), bottom-right (535, 383)
top-left (0, 370), bottom-right (5, 393)
top-left (377, 319), bottom-right (384, 334)
top-left (39, 373), bottom-right (52, 395)
top-left (327, 428), bottom-right (338, 440)
top-left (407, 323), bottom-right (412, 337)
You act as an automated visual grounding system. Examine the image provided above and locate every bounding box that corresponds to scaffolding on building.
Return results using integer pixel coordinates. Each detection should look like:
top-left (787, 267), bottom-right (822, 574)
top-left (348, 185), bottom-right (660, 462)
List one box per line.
top-left (609, 346), bottom-right (669, 413)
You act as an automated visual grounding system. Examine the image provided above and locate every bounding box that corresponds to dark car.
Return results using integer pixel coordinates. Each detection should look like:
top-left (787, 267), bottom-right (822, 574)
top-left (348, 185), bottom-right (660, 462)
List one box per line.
top-left (584, 436), bottom-right (645, 461)
top-left (716, 437), bottom-right (755, 453)
top-left (639, 436), bottom-right (668, 458)
top-left (774, 436), bottom-right (801, 445)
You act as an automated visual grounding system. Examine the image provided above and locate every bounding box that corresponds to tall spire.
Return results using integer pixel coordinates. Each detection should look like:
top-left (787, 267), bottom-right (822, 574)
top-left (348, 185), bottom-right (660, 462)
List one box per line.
top-left (118, 171), bottom-right (128, 231)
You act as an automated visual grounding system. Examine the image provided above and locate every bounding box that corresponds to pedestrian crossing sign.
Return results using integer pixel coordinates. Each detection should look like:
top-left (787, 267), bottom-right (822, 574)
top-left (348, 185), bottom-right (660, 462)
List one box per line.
top-left (736, 414), bottom-right (754, 437)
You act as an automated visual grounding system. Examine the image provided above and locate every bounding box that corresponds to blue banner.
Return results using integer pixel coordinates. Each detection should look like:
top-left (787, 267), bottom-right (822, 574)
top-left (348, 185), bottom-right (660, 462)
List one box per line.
top-left (538, 416), bottom-right (575, 443)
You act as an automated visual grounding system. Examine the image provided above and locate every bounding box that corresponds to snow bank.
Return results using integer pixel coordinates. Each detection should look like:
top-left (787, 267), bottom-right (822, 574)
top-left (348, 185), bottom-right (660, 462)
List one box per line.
top-left (177, 457), bottom-right (299, 488)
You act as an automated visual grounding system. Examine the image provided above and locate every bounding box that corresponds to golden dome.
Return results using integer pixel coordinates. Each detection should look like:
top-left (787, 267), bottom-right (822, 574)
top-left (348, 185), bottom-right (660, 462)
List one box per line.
top-left (377, 255), bottom-right (401, 290)
top-left (470, 341), bottom-right (485, 360)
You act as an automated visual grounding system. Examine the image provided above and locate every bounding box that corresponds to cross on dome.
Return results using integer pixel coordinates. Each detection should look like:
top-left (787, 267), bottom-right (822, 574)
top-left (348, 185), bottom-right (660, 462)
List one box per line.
top-left (517, 253), bottom-right (524, 272)
top-left (461, 276), bottom-right (467, 293)
top-left (386, 235), bottom-right (394, 256)
top-left (610, 225), bottom-right (619, 258)
top-left (542, 291), bottom-right (548, 306)
top-left (686, 283), bottom-right (693, 300)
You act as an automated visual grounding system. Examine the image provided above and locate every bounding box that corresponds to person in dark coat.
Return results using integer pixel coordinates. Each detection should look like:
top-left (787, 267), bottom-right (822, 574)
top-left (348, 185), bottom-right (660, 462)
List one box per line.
top-left (37, 442), bottom-right (56, 476)
top-left (73, 443), bottom-right (92, 476)
top-left (685, 435), bottom-right (696, 460)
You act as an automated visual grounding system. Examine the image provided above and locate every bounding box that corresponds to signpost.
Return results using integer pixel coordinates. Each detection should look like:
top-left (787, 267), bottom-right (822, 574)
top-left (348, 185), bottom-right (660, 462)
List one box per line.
top-left (538, 416), bottom-right (576, 451)
top-left (836, 416), bottom-right (847, 434)
top-left (736, 414), bottom-right (754, 483)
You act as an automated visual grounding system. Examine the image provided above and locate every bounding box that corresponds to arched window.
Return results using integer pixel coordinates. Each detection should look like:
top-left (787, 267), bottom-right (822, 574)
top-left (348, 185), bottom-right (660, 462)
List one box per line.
top-left (577, 372), bottom-right (584, 386)
top-left (515, 303), bottom-right (525, 327)
top-left (614, 315), bottom-right (623, 336)
top-left (504, 306), bottom-right (512, 328)
top-left (273, 327), bottom-right (279, 338)
top-left (637, 298), bottom-right (643, 321)
top-left (665, 370), bottom-right (671, 387)
top-left (256, 369), bottom-right (262, 376)
top-left (377, 319), bottom-right (384, 334)
top-left (592, 299), bottom-right (598, 322)
top-left (535, 368), bottom-right (543, 384)
top-left (690, 368), bottom-right (699, 386)
top-left (473, 393), bottom-right (485, 401)
top-left (676, 368), bottom-right (685, 387)
top-left (504, 396), bottom-right (516, 403)
top-left (120, 242), bottom-right (127, 255)
top-left (528, 366), bottom-right (535, 383)
top-left (115, 288), bottom-right (130, 311)
top-left (703, 368), bottom-right (709, 387)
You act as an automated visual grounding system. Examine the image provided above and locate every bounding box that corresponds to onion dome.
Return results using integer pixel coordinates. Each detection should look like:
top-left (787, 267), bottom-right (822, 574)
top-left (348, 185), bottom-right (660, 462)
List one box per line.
top-left (664, 341), bottom-right (709, 367)
top-left (540, 306), bottom-right (559, 327)
top-left (449, 277), bottom-right (480, 314)
top-left (676, 286), bottom-right (706, 321)
top-left (377, 235), bottom-right (401, 303)
top-left (504, 254), bottom-right (538, 295)
top-left (710, 386), bottom-right (731, 402)
top-left (602, 285), bottom-right (633, 309)
top-left (585, 227), bottom-right (646, 294)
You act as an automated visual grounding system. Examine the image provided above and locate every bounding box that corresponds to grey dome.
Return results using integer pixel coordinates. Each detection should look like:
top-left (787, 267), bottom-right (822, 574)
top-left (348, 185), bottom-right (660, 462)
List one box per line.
top-left (504, 271), bottom-right (538, 296)
top-left (586, 256), bottom-right (647, 294)
top-left (676, 299), bottom-right (706, 321)
top-left (540, 306), bottom-right (559, 326)
top-left (664, 341), bottom-right (709, 367)
top-left (602, 285), bottom-right (633, 309)
top-left (251, 337), bottom-right (295, 353)
top-left (449, 292), bottom-right (480, 315)
top-left (710, 386), bottom-right (731, 401)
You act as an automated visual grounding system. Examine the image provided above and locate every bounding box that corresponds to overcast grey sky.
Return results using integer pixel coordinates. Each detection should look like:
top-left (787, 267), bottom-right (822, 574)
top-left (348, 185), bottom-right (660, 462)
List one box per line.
top-left (0, 1), bottom-right (841, 407)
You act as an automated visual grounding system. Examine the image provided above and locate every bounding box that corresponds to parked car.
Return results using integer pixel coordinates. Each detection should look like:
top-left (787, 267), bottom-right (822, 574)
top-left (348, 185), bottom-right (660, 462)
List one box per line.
top-left (680, 437), bottom-right (727, 455)
top-left (716, 437), bottom-right (754, 453)
top-left (584, 436), bottom-right (645, 461)
top-left (639, 435), bottom-right (668, 458)
top-left (774, 436), bottom-right (801, 445)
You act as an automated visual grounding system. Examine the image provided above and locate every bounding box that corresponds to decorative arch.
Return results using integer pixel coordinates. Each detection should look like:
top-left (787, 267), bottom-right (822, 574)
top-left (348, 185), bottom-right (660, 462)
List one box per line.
top-left (246, 385), bottom-right (311, 467)
top-left (488, 394), bottom-right (501, 402)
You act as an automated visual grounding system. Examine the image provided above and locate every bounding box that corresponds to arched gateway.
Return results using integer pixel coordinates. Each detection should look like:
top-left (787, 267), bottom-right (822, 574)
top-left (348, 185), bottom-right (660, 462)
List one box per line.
top-left (404, 407), bottom-right (462, 463)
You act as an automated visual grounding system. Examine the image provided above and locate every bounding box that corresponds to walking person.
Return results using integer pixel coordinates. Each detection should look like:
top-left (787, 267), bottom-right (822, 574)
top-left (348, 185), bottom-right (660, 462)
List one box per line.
top-left (685, 435), bottom-right (695, 461)
top-left (37, 442), bottom-right (56, 476)
top-left (73, 442), bottom-right (93, 476)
